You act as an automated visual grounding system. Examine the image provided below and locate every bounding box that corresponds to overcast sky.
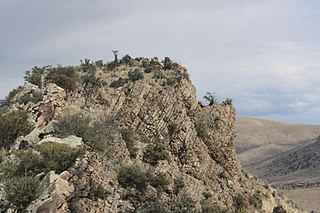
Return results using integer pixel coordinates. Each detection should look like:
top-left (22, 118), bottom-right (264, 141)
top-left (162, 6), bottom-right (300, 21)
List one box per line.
top-left (1, 0), bottom-right (320, 124)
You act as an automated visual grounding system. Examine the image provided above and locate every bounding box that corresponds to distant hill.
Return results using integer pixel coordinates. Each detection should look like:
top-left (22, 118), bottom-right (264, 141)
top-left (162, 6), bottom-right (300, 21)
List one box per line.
top-left (235, 116), bottom-right (320, 167)
top-left (235, 116), bottom-right (320, 212)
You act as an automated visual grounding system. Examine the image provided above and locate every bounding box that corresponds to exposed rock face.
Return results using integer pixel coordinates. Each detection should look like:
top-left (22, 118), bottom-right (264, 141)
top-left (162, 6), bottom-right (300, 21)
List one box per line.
top-left (0, 58), bottom-right (305, 212)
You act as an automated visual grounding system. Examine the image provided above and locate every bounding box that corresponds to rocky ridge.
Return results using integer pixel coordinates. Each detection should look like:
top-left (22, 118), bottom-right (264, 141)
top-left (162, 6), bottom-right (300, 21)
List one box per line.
top-left (0, 57), bottom-right (304, 212)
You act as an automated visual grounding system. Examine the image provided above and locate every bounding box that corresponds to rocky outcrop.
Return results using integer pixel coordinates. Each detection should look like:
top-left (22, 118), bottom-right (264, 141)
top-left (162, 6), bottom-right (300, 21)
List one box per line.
top-left (0, 58), bottom-right (305, 213)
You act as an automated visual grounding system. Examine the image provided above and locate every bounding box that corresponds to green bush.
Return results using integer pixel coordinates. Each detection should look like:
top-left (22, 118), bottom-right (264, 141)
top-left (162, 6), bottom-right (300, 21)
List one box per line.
top-left (128, 69), bottom-right (144, 82)
top-left (47, 66), bottom-right (79, 92)
top-left (85, 177), bottom-right (110, 201)
top-left (54, 113), bottom-right (116, 152)
top-left (6, 86), bottom-right (22, 103)
top-left (171, 194), bottom-right (196, 213)
top-left (174, 178), bottom-right (185, 194)
top-left (120, 129), bottom-right (140, 158)
top-left (202, 201), bottom-right (227, 213)
top-left (12, 150), bottom-right (45, 177)
top-left (118, 164), bottom-right (152, 192)
top-left (164, 77), bottom-right (180, 86)
top-left (4, 176), bottom-right (41, 210)
top-left (234, 194), bottom-right (248, 212)
top-left (17, 90), bottom-right (43, 105)
top-left (24, 66), bottom-right (47, 87)
top-left (0, 148), bottom-right (6, 163)
top-left (118, 164), bottom-right (169, 193)
top-left (0, 110), bottom-right (33, 149)
top-left (162, 57), bottom-right (172, 70)
top-left (110, 77), bottom-right (128, 88)
top-left (150, 172), bottom-right (169, 191)
top-left (195, 123), bottom-right (209, 141)
top-left (143, 143), bottom-right (170, 166)
top-left (1, 143), bottom-right (83, 177)
top-left (168, 123), bottom-right (178, 136)
top-left (35, 142), bottom-right (84, 174)
top-left (53, 113), bottom-right (91, 138)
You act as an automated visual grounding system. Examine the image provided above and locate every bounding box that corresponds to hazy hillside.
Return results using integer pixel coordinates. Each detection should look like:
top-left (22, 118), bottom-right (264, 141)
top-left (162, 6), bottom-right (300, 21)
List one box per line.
top-left (235, 116), bottom-right (320, 212)
top-left (235, 116), bottom-right (320, 166)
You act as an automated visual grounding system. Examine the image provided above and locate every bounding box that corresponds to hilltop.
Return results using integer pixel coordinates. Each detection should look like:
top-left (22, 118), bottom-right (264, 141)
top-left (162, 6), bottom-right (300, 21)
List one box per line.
top-left (0, 56), bottom-right (304, 212)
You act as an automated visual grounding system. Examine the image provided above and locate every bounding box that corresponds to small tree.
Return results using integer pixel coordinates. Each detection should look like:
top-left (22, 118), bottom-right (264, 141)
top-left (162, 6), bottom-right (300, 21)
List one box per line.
top-left (162, 57), bottom-right (172, 70)
top-left (203, 92), bottom-right (217, 106)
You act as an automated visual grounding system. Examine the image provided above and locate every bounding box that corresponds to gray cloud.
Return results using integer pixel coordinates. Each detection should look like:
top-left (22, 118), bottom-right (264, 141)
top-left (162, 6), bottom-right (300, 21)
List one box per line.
top-left (1, 0), bottom-right (320, 124)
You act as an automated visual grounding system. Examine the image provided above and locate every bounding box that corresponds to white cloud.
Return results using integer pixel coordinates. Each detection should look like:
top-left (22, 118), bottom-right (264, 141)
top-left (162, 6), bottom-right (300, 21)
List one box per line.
top-left (1, 0), bottom-right (320, 124)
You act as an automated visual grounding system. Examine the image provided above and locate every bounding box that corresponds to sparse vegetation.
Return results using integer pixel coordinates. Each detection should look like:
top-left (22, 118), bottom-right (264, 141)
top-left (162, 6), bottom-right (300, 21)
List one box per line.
top-left (143, 143), bottom-right (170, 166)
top-left (234, 194), bottom-right (248, 212)
top-left (118, 164), bottom-right (169, 192)
top-left (6, 86), bottom-right (22, 103)
top-left (201, 201), bottom-right (227, 213)
top-left (128, 69), bottom-right (144, 82)
top-left (120, 129), bottom-right (139, 158)
top-left (17, 90), bottom-right (43, 105)
top-left (174, 177), bottom-right (185, 194)
top-left (110, 77), bottom-right (128, 88)
top-left (195, 123), bottom-right (209, 140)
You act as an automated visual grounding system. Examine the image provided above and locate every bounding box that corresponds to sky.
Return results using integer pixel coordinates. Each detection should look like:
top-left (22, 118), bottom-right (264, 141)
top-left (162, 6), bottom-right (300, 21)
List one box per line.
top-left (1, 0), bottom-right (320, 124)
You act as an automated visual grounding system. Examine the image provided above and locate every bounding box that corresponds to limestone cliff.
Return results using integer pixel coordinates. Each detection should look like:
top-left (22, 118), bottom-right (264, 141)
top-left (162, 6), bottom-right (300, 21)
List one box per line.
top-left (0, 57), bottom-right (304, 212)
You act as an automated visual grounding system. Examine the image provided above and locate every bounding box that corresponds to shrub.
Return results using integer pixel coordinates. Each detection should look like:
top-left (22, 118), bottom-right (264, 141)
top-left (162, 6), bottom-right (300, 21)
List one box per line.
top-left (47, 66), bottom-right (79, 92)
top-left (17, 90), bottom-right (43, 105)
top-left (203, 191), bottom-right (213, 199)
top-left (110, 77), bottom-right (128, 88)
top-left (6, 86), bottom-right (22, 103)
top-left (195, 123), bottom-right (209, 141)
top-left (164, 77), bottom-right (180, 86)
top-left (168, 123), bottom-right (178, 136)
top-left (118, 164), bottom-right (169, 193)
top-left (11, 150), bottom-right (45, 177)
top-left (120, 129), bottom-right (139, 158)
top-left (118, 164), bottom-right (152, 192)
top-left (4, 176), bottom-right (40, 210)
top-left (174, 178), bottom-right (185, 194)
top-left (24, 66), bottom-right (47, 87)
top-left (86, 177), bottom-right (110, 200)
top-left (0, 148), bottom-right (6, 163)
top-left (128, 69), bottom-right (144, 82)
top-left (53, 113), bottom-right (91, 138)
top-left (121, 54), bottom-right (132, 65)
top-left (171, 194), bottom-right (196, 213)
top-left (234, 194), bottom-right (248, 212)
top-left (152, 70), bottom-right (165, 79)
top-left (35, 142), bottom-right (84, 173)
top-left (143, 143), bottom-right (170, 166)
top-left (0, 110), bottom-right (33, 149)
top-left (54, 113), bottom-right (116, 152)
top-left (150, 172), bottom-right (169, 191)
top-left (162, 57), bottom-right (172, 70)
top-left (202, 201), bottom-right (227, 213)
top-left (272, 205), bottom-right (287, 213)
